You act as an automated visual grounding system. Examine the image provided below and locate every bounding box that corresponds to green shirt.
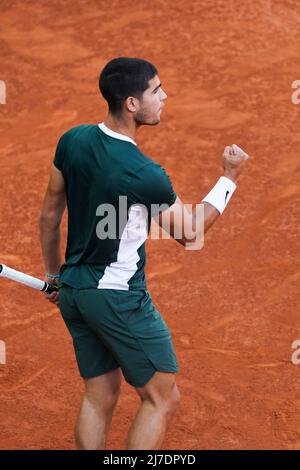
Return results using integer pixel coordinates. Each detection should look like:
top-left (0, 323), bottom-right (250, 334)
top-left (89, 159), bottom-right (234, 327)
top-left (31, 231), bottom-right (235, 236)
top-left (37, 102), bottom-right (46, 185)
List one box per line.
top-left (54, 123), bottom-right (176, 290)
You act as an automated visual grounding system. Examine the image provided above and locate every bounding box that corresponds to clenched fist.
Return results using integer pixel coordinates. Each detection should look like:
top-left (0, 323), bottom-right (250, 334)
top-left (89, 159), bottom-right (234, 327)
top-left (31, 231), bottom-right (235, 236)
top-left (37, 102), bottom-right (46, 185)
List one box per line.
top-left (222, 144), bottom-right (250, 183)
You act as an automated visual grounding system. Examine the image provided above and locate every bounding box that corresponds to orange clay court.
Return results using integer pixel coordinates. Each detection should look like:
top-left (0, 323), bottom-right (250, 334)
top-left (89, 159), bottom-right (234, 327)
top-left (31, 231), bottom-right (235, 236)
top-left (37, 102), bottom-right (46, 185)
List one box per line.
top-left (0, 0), bottom-right (300, 450)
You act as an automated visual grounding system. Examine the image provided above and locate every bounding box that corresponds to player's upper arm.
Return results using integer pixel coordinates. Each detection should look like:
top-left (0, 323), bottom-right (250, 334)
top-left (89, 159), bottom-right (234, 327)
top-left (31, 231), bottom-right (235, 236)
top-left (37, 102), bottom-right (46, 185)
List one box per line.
top-left (40, 164), bottom-right (66, 227)
top-left (128, 162), bottom-right (176, 215)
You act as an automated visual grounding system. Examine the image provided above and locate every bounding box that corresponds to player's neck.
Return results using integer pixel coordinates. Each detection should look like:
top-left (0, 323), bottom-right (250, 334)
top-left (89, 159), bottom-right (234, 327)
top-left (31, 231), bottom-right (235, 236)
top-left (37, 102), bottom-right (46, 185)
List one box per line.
top-left (104, 114), bottom-right (137, 141)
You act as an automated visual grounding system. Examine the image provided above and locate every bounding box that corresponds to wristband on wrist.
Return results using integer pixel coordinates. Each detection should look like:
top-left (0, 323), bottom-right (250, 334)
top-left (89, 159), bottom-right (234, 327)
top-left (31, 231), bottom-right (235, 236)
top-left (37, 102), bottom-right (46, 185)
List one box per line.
top-left (201, 176), bottom-right (237, 214)
top-left (45, 273), bottom-right (60, 279)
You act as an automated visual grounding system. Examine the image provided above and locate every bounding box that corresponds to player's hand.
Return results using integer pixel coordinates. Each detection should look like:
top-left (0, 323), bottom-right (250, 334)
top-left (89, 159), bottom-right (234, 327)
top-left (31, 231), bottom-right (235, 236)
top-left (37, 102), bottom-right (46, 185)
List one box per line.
top-left (222, 144), bottom-right (250, 183)
top-left (44, 276), bottom-right (60, 306)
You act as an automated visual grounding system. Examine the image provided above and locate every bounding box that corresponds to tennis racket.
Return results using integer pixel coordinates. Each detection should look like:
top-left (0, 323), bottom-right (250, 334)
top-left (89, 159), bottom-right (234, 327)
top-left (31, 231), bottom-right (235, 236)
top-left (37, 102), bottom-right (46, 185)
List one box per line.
top-left (0, 264), bottom-right (58, 294)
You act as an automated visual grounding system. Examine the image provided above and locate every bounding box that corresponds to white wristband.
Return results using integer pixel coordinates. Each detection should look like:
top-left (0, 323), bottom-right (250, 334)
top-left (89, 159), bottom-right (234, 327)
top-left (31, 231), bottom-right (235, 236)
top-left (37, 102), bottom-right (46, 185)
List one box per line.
top-left (202, 176), bottom-right (237, 214)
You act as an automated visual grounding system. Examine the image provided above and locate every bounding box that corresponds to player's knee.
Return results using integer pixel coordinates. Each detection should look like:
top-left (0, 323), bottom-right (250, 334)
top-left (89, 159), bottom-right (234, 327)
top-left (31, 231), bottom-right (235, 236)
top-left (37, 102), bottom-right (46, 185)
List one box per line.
top-left (85, 387), bottom-right (120, 413)
top-left (103, 388), bottom-right (121, 412)
top-left (156, 384), bottom-right (180, 419)
top-left (144, 382), bottom-right (180, 417)
top-left (167, 383), bottom-right (180, 415)
top-left (83, 373), bottom-right (121, 412)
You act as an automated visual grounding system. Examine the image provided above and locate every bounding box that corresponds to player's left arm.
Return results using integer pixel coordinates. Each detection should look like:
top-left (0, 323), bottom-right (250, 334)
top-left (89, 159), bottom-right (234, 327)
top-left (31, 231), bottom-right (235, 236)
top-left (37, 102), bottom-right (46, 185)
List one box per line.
top-left (39, 163), bottom-right (66, 283)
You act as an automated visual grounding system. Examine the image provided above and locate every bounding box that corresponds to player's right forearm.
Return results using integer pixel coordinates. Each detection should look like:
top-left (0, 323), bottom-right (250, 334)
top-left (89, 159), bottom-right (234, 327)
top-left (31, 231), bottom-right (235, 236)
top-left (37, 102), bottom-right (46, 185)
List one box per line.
top-left (181, 200), bottom-right (221, 248)
top-left (196, 170), bottom-right (238, 235)
top-left (159, 144), bottom-right (249, 249)
top-left (201, 201), bottom-right (221, 233)
top-left (181, 174), bottom-right (238, 248)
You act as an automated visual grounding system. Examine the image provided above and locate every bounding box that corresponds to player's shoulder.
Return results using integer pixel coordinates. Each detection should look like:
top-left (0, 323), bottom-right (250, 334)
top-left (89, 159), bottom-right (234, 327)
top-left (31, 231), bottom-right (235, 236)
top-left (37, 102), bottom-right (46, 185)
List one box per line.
top-left (58, 124), bottom-right (97, 144)
top-left (131, 158), bottom-right (174, 196)
top-left (136, 158), bottom-right (168, 179)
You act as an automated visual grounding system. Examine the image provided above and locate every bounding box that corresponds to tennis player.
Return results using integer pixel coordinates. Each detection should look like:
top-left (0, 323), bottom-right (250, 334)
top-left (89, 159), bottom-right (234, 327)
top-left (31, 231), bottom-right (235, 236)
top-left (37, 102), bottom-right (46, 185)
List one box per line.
top-left (39, 57), bottom-right (249, 450)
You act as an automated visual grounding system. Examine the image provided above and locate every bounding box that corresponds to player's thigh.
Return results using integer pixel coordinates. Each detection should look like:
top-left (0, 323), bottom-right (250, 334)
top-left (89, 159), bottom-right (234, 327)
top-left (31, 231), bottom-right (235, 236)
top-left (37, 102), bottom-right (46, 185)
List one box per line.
top-left (83, 368), bottom-right (122, 406)
top-left (75, 288), bottom-right (179, 388)
top-left (59, 286), bottom-right (119, 379)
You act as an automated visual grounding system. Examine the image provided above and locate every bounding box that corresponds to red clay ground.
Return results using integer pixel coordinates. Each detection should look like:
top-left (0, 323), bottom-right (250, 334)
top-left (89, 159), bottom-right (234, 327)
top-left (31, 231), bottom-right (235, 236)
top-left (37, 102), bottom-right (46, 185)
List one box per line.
top-left (0, 0), bottom-right (300, 450)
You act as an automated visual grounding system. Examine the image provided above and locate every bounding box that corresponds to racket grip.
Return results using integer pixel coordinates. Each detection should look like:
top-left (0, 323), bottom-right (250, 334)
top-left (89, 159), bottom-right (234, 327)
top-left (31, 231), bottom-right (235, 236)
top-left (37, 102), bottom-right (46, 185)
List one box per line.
top-left (44, 283), bottom-right (59, 294)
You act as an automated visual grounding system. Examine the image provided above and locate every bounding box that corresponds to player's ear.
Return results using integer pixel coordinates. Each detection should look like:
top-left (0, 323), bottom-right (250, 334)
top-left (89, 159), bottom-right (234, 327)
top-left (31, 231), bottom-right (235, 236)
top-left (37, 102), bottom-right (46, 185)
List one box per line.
top-left (125, 96), bottom-right (139, 113)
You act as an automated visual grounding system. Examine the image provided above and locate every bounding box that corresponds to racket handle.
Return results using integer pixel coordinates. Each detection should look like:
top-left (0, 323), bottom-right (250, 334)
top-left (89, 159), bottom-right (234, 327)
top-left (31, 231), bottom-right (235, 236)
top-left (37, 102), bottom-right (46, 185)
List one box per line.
top-left (44, 283), bottom-right (59, 294)
top-left (0, 263), bottom-right (60, 295)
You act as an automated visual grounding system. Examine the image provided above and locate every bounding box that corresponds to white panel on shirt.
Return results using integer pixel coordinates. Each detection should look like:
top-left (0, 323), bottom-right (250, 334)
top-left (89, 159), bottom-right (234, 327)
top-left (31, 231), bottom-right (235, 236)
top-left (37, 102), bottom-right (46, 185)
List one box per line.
top-left (97, 204), bottom-right (148, 290)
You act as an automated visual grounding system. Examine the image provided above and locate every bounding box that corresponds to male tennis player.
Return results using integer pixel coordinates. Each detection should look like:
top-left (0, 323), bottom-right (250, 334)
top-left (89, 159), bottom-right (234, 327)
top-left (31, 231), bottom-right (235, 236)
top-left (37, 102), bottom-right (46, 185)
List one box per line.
top-left (39, 57), bottom-right (249, 450)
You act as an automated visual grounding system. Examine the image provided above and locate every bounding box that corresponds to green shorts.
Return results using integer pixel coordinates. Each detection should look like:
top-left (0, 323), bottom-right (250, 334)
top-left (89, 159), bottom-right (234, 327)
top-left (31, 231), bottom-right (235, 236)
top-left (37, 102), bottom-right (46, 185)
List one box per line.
top-left (58, 286), bottom-right (179, 387)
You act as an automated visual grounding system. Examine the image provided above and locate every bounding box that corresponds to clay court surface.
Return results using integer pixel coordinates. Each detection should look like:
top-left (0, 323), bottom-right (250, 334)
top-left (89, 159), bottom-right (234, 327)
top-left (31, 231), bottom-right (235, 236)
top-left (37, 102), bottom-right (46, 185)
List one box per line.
top-left (0, 0), bottom-right (300, 450)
